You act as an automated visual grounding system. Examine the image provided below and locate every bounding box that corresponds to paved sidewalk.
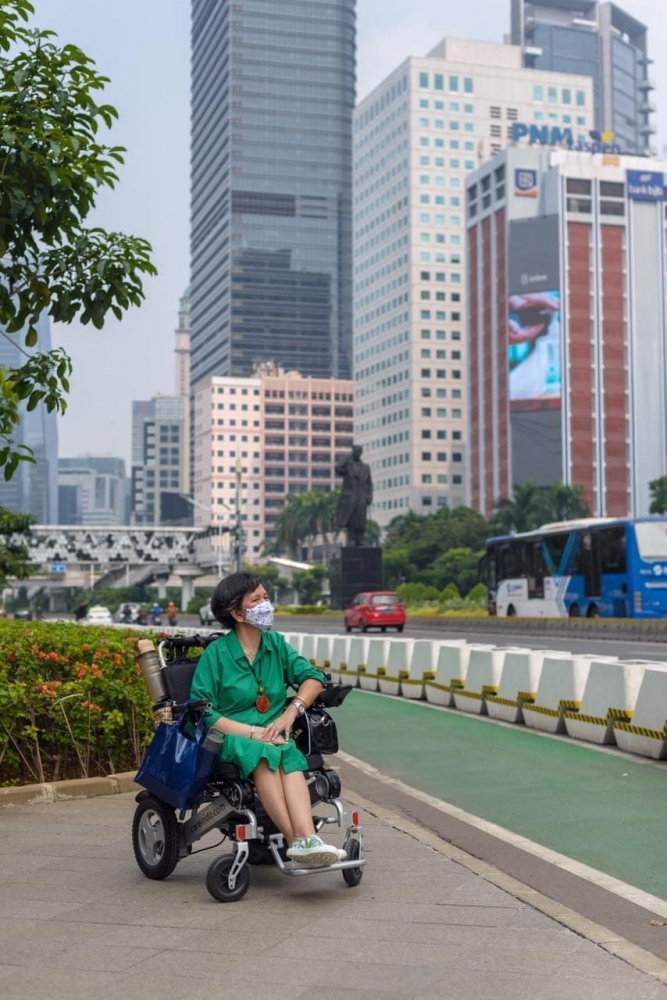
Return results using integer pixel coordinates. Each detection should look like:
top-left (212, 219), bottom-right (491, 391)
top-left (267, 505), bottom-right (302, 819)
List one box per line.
top-left (0, 793), bottom-right (666, 1000)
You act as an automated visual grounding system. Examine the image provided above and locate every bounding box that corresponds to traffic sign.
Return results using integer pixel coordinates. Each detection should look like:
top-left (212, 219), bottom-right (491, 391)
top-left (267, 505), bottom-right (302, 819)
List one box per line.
top-left (50, 563), bottom-right (66, 574)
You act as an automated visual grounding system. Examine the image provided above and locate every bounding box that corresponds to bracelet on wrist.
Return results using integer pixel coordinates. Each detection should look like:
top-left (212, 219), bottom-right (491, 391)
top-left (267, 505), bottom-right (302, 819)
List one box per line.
top-left (250, 724), bottom-right (255, 740)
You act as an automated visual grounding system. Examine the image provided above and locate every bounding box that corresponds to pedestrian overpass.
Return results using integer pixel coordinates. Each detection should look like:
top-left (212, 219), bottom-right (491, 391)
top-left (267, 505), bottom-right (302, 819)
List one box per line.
top-left (21, 525), bottom-right (229, 611)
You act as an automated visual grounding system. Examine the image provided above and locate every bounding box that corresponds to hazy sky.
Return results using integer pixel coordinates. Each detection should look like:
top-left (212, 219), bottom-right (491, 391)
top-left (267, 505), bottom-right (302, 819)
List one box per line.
top-left (29, 0), bottom-right (667, 465)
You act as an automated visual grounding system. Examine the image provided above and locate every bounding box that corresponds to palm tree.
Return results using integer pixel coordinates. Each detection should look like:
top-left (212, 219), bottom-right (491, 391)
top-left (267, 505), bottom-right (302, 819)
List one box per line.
top-left (542, 482), bottom-right (591, 523)
top-left (493, 482), bottom-right (548, 534)
top-left (273, 494), bottom-right (304, 560)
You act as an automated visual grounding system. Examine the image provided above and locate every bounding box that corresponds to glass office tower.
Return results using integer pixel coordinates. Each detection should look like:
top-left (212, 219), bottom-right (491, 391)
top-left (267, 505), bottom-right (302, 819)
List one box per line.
top-left (510, 1), bottom-right (655, 153)
top-left (190, 0), bottom-right (356, 386)
top-left (0, 315), bottom-right (58, 522)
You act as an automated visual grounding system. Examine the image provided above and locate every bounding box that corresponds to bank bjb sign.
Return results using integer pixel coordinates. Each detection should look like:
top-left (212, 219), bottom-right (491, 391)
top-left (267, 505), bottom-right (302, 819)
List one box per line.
top-left (511, 123), bottom-right (621, 155)
top-left (626, 170), bottom-right (665, 202)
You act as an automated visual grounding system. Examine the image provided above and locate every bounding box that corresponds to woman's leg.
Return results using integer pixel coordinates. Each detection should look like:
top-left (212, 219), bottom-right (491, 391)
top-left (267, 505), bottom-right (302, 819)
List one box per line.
top-left (252, 759), bottom-right (295, 842)
top-left (280, 769), bottom-right (317, 839)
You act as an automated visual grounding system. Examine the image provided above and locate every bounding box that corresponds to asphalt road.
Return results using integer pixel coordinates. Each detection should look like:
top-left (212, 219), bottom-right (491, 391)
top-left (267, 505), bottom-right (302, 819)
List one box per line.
top-left (274, 616), bottom-right (667, 663)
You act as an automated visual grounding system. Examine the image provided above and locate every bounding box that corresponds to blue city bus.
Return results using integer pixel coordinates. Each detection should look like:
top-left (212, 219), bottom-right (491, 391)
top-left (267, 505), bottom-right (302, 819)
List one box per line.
top-left (480, 517), bottom-right (667, 619)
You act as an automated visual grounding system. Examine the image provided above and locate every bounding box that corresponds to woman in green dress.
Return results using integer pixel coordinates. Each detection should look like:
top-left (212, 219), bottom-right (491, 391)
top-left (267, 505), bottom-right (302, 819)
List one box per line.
top-left (190, 572), bottom-right (346, 868)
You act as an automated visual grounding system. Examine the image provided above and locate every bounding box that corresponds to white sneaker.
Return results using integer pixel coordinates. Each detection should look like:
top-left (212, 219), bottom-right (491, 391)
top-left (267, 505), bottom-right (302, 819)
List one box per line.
top-left (286, 835), bottom-right (342, 868)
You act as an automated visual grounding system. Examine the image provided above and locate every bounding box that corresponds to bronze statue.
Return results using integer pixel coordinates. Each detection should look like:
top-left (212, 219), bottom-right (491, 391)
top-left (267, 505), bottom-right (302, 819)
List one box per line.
top-left (335, 445), bottom-right (373, 546)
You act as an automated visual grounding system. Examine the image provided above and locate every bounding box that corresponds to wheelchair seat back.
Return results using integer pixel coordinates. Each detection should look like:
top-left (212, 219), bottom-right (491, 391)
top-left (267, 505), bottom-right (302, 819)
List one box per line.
top-left (159, 634), bottom-right (224, 711)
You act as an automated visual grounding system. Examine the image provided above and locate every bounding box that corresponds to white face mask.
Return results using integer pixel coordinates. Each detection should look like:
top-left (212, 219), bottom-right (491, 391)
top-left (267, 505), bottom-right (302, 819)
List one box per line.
top-left (244, 599), bottom-right (274, 631)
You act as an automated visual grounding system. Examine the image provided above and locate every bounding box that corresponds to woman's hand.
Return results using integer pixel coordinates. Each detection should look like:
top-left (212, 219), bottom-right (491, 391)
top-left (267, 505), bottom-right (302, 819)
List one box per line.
top-left (261, 709), bottom-right (296, 744)
top-left (254, 725), bottom-right (288, 745)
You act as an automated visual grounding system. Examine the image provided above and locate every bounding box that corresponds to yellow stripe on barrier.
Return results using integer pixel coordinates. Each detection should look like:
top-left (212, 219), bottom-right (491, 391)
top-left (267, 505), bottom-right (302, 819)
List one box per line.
top-left (517, 691), bottom-right (537, 704)
top-left (455, 690), bottom-right (485, 701)
top-left (564, 711), bottom-right (607, 725)
top-left (614, 722), bottom-right (667, 740)
top-left (485, 695), bottom-right (519, 708)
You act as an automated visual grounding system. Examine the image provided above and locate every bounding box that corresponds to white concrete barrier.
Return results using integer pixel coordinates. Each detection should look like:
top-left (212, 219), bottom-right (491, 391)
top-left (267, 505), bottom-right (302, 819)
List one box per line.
top-left (284, 632), bottom-right (304, 654)
top-left (453, 646), bottom-right (507, 716)
top-left (300, 634), bottom-right (317, 663)
top-left (340, 636), bottom-right (370, 688)
top-left (378, 639), bottom-right (415, 696)
top-left (358, 637), bottom-right (391, 692)
top-left (400, 639), bottom-right (438, 700)
top-left (485, 648), bottom-right (545, 724)
top-left (424, 641), bottom-right (474, 706)
top-left (328, 636), bottom-right (351, 684)
top-left (564, 659), bottom-right (647, 745)
top-left (614, 664), bottom-right (667, 759)
top-left (522, 654), bottom-right (613, 734)
top-left (315, 635), bottom-right (334, 673)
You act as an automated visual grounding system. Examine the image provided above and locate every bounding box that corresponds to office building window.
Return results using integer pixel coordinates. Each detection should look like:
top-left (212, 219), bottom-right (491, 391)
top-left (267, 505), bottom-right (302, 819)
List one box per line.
top-left (434, 73), bottom-right (443, 90)
top-left (419, 72), bottom-right (429, 88)
top-left (463, 77), bottom-right (473, 94)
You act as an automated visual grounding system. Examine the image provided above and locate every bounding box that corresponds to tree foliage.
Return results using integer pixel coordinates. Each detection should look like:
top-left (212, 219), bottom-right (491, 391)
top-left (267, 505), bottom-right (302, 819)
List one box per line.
top-left (0, 0), bottom-right (156, 477)
top-left (492, 481), bottom-right (590, 535)
top-left (0, 506), bottom-right (34, 587)
top-left (649, 477), bottom-right (667, 515)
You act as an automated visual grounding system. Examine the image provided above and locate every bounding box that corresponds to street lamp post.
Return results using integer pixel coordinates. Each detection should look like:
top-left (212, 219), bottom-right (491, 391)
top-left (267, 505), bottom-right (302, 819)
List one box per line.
top-left (180, 495), bottom-right (227, 579)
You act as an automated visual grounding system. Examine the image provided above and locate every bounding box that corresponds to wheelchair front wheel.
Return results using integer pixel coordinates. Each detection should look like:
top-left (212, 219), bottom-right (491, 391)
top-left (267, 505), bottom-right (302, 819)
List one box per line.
top-left (132, 797), bottom-right (181, 880)
top-left (206, 852), bottom-right (251, 902)
top-left (342, 838), bottom-right (364, 887)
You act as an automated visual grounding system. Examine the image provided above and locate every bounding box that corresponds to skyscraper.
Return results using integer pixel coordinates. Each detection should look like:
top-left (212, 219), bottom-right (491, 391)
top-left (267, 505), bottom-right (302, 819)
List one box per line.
top-left (0, 315), bottom-right (58, 523)
top-left (353, 38), bottom-right (593, 526)
top-left (510, 1), bottom-right (655, 153)
top-left (190, 0), bottom-right (356, 387)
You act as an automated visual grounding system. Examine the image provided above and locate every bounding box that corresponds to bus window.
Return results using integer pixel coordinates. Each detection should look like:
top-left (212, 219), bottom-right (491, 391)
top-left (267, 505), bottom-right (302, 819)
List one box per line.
top-left (498, 540), bottom-right (522, 582)
top-left (599, 526), bottom-right (627, 574)
top-left (543, 533), bottom-right (569, 575)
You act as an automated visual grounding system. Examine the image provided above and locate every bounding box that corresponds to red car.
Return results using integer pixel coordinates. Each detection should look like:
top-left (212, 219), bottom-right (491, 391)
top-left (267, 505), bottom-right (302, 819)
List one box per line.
top-left (344, 591), bottom-right (406, 633)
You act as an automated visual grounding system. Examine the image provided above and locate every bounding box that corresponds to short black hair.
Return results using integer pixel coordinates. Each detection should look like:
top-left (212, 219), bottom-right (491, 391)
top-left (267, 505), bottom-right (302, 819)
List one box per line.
top-left (210, 572), bottom-right (263, 629)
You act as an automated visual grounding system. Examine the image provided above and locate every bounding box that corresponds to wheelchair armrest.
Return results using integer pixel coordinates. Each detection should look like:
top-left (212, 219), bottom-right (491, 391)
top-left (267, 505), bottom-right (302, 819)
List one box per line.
top-left (316, 684), bottom-right (353, 709)
top-left (171, 698), bottom-right (210, 721)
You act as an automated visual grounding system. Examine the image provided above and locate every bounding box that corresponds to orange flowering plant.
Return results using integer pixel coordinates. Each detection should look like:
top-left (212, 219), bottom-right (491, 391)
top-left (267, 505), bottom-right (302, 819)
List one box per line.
top-left (0, 621), bottom-right (155, 786)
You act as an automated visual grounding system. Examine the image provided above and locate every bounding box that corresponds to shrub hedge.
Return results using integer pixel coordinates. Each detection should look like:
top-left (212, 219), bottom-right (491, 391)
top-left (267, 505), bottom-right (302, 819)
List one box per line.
top-left (0, 621), bottom-right (155, 787)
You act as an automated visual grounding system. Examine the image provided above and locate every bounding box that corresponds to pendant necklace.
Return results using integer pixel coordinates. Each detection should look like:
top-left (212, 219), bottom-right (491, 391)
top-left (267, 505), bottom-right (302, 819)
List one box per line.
top-left (242, 644), bottom-right (270, 713)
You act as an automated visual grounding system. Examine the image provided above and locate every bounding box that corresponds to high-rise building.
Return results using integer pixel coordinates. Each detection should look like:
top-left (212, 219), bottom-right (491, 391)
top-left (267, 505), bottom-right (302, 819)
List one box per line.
top-left (510, 1), bottom-right (655, 153)
top-left (0, 315), bottom-right (58, 522)
top-left (174, 288), bottom-right (191, 492)
top-left (131, 396), bottom-right (187, 525)
top-left (189, 0), bottom-right (356, 386)
top-left (353, 38), bottom-right (594, 526)
top-left (58, 456), bottom-right (129, 525)
top-left (467, 146), bottom-right (667, 518)
top-left (193, 367), bottom-right (354, 563)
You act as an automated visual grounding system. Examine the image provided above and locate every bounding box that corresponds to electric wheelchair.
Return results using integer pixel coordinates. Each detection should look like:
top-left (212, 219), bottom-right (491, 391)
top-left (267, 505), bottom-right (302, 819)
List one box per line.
top-left (132, 633), bottom-right (366, 902)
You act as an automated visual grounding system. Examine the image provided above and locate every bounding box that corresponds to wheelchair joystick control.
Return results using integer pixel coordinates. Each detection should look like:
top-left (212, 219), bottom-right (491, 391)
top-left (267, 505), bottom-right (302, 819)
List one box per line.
top-left (135, 639), bottom-right (168, 706)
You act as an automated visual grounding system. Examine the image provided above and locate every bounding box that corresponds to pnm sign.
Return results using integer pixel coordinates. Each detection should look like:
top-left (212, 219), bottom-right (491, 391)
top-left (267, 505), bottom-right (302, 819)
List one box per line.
top-left (511, 123), bottom-right (621, 154)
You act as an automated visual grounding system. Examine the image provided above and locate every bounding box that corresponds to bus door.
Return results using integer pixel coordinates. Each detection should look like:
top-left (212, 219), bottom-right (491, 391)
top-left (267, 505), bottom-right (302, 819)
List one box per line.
top-left (526, 541), bottom-right (544, 599)
top-left (581, 532), bottom-right (602, 598)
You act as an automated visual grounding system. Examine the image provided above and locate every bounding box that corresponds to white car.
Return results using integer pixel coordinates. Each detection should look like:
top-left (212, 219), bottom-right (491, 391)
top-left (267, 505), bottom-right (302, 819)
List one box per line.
top-left (86, 605), bottom-right (113, 625)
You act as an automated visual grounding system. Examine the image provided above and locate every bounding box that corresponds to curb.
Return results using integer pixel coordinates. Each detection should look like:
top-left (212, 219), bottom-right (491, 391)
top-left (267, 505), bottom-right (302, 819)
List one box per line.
top-left (0, 772), bottom-right (139, 806)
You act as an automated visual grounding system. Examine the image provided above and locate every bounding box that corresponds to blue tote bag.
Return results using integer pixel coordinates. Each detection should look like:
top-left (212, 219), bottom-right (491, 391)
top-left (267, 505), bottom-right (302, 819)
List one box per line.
top-left (135, 711), bottom-right (219, 810)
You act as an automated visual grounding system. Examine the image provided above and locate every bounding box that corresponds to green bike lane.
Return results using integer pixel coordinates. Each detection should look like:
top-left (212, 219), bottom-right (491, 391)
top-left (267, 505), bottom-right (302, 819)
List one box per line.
top-left (335, 690), bottom-right (667, 901)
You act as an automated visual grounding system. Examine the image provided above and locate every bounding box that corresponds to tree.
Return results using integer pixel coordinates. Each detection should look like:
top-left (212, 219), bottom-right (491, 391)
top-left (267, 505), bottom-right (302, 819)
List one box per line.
top-left (492, 482), bottom-right (548, 535)
top-left (541, 482), bottom-right (591, 523)
top-left (649, 477), bottom-right (667, 515)
top-left (493, 481), bottom-right (591, 535)
top-left (0, 1), bottom-right (156, 477)
top-left (0, 507), bottom-right (34, 587)
top-left (292, 565), bottom-right (328, 605)
top-left (432, 546), bottom-right (483, 594)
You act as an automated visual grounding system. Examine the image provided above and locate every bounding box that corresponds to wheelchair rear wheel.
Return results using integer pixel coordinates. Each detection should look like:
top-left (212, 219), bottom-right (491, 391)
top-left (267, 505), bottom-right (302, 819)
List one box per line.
top-left (342, 839), bottom-right (363, 887)
top-left (206, 852), bottom-right (251, 902)
top-left (132, 797), bottom-right (181, 880)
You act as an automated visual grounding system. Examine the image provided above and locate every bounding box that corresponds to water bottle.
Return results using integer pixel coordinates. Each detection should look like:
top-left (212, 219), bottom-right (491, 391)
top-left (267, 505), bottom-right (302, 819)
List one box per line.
top-left (135, 638), bottom-right (168, 704)
top-left (203, 729), bottom-right (225, 754)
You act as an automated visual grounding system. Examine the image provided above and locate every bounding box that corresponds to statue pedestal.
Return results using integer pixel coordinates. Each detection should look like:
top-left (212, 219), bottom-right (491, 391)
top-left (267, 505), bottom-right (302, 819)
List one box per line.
top-left (328, 546), bottom-right (383, 610)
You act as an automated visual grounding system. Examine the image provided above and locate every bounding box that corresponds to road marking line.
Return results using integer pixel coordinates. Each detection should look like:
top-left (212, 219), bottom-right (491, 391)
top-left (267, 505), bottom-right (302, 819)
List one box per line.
top-left (338, 749), bottom-right (667, 921)
top-left (342, 781), bottom-right (667, 987)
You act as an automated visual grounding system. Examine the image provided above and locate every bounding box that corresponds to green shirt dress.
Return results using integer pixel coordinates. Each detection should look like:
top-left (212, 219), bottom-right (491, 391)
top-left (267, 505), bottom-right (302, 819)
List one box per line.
top-left (189, 629), bottom-right (327, 779)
